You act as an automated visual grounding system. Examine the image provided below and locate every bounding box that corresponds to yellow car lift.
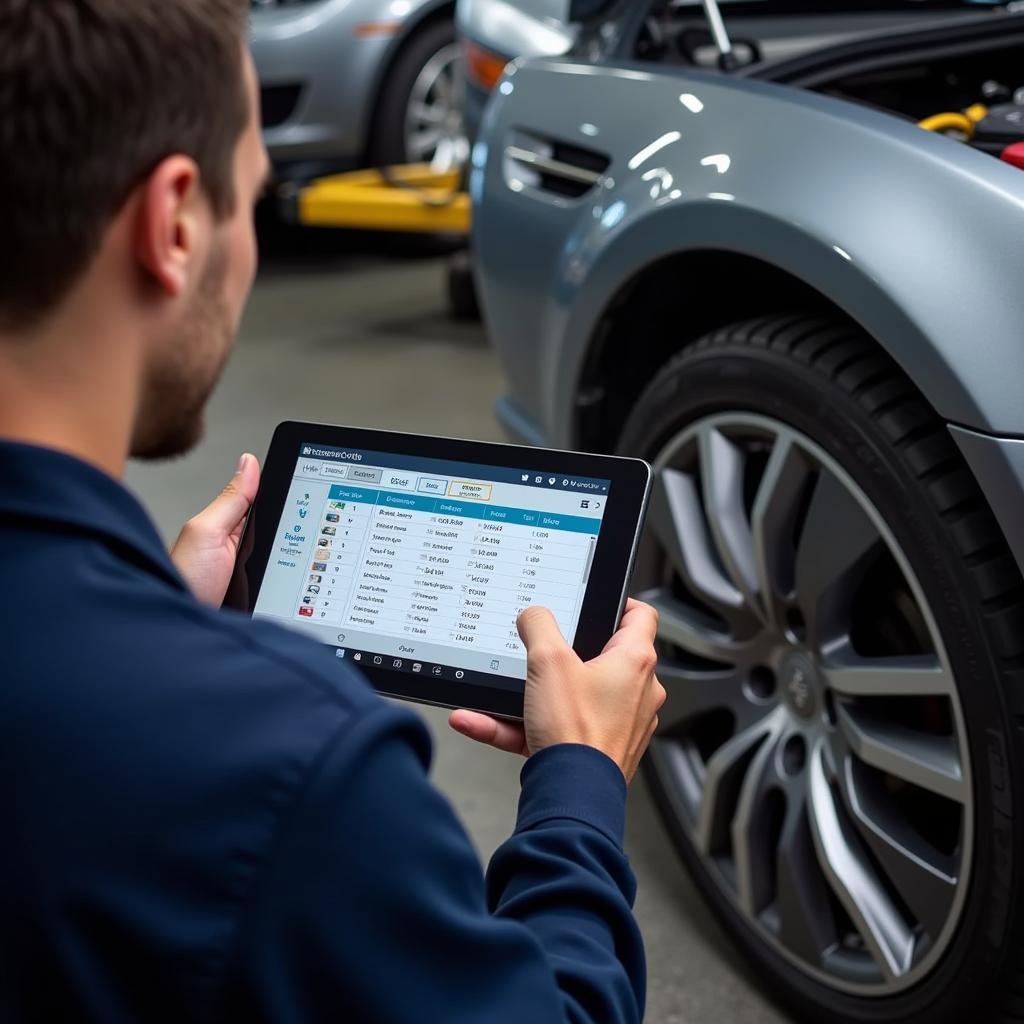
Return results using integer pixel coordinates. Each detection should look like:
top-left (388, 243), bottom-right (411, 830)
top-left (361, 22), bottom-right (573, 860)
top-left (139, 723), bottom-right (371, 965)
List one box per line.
top-left (284, 162), bottom-right (472, 235)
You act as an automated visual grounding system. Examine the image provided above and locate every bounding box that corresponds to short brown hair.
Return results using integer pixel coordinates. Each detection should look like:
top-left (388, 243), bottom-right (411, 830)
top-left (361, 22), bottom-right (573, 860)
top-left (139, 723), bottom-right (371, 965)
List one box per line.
top-left (0, 0), bottom-right (249, 329)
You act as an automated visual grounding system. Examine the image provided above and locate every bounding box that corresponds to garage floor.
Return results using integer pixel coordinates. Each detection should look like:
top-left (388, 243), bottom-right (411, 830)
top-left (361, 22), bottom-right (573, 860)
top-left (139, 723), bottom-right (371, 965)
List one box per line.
top-left (126, 228), bottom-right (792, 1024)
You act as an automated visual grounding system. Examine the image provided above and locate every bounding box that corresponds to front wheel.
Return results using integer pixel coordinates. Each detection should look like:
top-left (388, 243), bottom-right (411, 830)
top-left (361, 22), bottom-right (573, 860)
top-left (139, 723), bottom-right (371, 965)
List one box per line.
top-left (370, 19), bottom-right (467, 170)
top-left (619, 314), bottom-right (1024, 1023)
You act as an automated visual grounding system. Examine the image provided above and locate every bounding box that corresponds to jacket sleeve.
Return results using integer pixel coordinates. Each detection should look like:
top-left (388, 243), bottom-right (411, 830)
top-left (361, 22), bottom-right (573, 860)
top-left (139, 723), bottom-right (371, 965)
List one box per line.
top-left (223, 703), bottom-right (645, 1024)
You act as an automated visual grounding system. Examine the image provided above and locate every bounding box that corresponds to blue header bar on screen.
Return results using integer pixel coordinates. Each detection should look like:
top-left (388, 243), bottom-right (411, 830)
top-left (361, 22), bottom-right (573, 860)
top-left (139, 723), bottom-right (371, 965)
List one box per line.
top-left (302, 442), bottom-right (610, 494)
top-left (328, 485), bottom-right (601, 535)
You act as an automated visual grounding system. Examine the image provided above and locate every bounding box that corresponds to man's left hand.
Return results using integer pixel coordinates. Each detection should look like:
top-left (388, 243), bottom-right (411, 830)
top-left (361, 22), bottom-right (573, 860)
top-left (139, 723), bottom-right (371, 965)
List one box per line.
top-left (171, 453), bottom-right (260, 606)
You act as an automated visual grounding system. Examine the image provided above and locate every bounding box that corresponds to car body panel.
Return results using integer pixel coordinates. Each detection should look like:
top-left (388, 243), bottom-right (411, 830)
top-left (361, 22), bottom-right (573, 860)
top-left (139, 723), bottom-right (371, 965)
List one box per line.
top-left (473, 58), bottom-right (1024, 447)
top-left (251, 0), bottom-right (451, 173)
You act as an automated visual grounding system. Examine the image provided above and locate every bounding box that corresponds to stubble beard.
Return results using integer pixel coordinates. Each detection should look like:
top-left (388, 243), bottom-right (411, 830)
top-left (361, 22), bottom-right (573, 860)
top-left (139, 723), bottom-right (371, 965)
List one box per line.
top-left (131, 243), bottom-right (235, 462)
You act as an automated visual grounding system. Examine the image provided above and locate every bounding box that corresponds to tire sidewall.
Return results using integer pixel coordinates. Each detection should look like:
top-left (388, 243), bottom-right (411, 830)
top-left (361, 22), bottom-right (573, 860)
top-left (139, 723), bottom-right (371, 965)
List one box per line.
top-left (620, 340), bottom-right (1022, 1023)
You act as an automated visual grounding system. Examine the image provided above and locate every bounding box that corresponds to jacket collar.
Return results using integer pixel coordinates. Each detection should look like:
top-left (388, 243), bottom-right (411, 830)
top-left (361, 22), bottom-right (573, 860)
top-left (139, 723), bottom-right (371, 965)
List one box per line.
top-left (0, 440), bottom-right (187, 591)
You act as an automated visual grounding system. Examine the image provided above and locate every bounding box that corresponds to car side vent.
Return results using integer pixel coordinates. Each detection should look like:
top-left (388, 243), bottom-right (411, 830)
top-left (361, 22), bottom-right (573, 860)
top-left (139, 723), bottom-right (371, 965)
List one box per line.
top-left (504, 131), bottom-right (610, 199)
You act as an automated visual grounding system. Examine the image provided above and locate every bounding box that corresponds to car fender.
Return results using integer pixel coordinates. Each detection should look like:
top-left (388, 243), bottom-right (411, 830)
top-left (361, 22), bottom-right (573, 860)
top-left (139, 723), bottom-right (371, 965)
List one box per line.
top-left (474, 60), bottom-right (1024, 444)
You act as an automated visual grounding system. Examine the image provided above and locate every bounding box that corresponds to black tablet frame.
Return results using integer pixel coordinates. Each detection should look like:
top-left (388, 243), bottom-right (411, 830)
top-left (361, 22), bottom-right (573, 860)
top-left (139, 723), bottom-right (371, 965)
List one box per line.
top-left (229, 421), bottom-right (652, 719)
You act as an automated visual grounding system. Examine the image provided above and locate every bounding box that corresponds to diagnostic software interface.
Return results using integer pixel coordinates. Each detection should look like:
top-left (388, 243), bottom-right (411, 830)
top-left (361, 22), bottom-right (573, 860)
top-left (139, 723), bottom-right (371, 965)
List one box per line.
top-left (253, 443), bottom-right (611, 684)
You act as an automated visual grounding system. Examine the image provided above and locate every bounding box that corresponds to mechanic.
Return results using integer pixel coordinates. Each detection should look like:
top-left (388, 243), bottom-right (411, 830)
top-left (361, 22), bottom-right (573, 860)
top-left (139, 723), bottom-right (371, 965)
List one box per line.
top-left (0, 1), bottom-right (665, 1022)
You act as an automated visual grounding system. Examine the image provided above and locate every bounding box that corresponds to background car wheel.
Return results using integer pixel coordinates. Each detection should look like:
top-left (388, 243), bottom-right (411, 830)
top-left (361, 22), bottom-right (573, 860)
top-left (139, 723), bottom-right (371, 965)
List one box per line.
top-left (370, 18), bottom-right (467, 170)
top-left (618, 314), bottom-right (1024, 1023)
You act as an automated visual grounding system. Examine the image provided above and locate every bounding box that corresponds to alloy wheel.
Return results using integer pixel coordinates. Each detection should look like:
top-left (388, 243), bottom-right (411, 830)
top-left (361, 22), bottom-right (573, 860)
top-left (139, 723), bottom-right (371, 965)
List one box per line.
top-left (403, 42), bottom-right (467, 171)
top-left (636, 412), bottom-right (972, 995)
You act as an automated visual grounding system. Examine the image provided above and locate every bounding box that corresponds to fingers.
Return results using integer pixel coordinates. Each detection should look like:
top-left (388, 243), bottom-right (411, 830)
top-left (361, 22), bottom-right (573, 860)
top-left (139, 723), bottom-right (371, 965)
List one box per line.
top-left (601, 599), bottom-right (659, 657)
top-left (517, 605), bottom-right (569, 653)
top-left (189, 453), bottom-right (261, 538)
top-left (449, 710), bottom-right (527, 755)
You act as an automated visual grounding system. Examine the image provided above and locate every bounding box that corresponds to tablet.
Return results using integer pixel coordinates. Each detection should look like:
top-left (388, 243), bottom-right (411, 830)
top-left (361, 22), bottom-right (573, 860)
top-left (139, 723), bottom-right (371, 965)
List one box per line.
top-left (230, 422), bottom-right (652, 719)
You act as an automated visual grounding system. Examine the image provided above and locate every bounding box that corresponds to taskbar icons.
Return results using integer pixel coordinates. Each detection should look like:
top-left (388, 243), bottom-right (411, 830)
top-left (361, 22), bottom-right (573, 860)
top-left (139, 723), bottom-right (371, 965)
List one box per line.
top-left (338, 646), bottom-right (475, 684)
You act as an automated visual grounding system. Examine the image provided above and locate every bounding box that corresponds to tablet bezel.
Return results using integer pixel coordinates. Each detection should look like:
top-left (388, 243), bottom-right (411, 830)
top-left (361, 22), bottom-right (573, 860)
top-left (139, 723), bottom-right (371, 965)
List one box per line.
top-left (230, 421), bottom-right (652, 719)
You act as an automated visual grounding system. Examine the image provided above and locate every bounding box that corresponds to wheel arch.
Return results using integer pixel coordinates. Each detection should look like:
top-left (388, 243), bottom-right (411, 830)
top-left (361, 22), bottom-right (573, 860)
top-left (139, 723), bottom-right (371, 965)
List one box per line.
top-left (573, 249), bottom-right (837, 454)
top-left (551, 196), bottom-right (1021, 454)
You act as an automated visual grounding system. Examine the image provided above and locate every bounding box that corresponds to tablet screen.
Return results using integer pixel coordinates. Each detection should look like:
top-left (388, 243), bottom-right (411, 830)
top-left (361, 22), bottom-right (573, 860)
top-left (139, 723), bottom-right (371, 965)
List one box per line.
top-left (252, 441), bottom-right (611, 690)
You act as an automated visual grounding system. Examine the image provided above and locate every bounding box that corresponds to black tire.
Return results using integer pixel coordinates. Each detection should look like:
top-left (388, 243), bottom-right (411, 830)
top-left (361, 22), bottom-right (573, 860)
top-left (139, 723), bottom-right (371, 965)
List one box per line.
top-left (369, 18), bottom-right (458, 168)
top-left (618, 314), bottom-right (1024, 1023)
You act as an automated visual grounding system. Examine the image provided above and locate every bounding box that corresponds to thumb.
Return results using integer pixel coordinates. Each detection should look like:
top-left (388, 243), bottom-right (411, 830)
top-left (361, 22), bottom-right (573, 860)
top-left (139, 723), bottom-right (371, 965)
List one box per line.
top-left (195, 453), bottom-right (261, 535)
top-left (517, 605), bottom-right (571, 654)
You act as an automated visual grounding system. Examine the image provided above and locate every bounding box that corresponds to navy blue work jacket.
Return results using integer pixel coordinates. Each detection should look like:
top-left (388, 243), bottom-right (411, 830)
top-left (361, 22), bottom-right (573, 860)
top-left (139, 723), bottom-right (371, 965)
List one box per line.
top-left (0, 441), bottom-right (645, 1023)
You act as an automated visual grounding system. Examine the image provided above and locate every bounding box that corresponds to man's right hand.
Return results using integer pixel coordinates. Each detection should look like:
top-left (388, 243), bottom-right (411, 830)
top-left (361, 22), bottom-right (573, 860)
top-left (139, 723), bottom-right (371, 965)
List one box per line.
top-left (449, 599), bottom-right (665, 784)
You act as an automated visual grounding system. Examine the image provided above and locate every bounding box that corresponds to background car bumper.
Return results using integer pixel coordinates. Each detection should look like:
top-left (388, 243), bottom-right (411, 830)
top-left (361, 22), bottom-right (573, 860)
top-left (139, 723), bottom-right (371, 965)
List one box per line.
top-left (251, 0), bottom-right (400, 174)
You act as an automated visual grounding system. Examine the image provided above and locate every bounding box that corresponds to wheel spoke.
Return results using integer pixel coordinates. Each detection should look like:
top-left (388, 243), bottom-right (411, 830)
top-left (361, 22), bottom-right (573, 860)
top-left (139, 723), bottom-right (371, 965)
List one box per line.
top-left (638, 587), bottom-right (751, 664)
top-left (647, 468), bottom-right (745, 621)
top-left (698, 427), bottom-right (760, 614)
top-left (807, 743), bottom-right (915, 982)
top-left (822, 641), bottom-right (953, 698)
top-left (794, 472), bottom-right (881, 650)
top-left (696, 716), bottom-right (775, 856)
top-left (835, 752), bottom-right (958, 939)
top-left (657, 662), bottom-right (767, 735)
top-left (409, 101), bottom-right (446, 125)
top-left (432, 66), bottom-right (454, 106)
top-left (409, 127), bottom-right (444, 158)
top-left (731, 713), bottom-right (786, 916)
top-left (751, 434), bottom-right (812, 631)
top-left (774, 789), bottom-right (838, 966)
top-left (837, 704), bottom-right (966, 803)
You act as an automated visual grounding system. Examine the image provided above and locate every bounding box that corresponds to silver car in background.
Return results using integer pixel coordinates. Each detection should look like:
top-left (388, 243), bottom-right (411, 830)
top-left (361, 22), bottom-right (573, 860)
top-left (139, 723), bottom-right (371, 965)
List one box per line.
top-left (465, 1), bottom-right (1024, 1022)
top-left (252, 0), bottom-right (467, 179)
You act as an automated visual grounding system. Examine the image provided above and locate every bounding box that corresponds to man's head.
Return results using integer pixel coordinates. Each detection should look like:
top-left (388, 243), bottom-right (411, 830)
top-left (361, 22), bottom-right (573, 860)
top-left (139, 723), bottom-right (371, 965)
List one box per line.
top-left (0, 0), bottom-right (270, 459)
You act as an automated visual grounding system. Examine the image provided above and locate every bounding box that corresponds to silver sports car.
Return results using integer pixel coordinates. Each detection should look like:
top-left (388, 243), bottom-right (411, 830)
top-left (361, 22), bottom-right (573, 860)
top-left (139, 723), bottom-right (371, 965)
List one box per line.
top-left (252, 0), bottom-right (467, 179)
top-left (467, 1), bottom-right (1024, 1022)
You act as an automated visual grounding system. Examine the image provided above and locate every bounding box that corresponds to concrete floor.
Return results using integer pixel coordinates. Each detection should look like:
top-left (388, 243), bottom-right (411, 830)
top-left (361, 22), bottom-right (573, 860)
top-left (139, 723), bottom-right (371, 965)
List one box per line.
top-left (126, 228), bottom-right (791, 1024)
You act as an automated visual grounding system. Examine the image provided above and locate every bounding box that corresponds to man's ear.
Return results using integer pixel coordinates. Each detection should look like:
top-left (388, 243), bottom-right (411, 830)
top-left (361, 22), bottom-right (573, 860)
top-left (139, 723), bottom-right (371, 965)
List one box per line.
top-left (134, 155), bottom-right (203, 299)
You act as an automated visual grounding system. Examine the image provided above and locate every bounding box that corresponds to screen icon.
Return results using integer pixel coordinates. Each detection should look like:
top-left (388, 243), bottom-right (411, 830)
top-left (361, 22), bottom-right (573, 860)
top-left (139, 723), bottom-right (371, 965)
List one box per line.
top-left (547, 477), bottom-right (556, 485)
top-left (580, 500), bottom-right (590, 509)
top-left (535, 475), bottom-right (543, 484)
top-left (412, 662), bottom-right (422, 673)
top-left (373, 655), bottom-right (382, 665)
top-left (393, 659), bottom-right (403, 669)
top-left (353, 653), bottom-right (362, 662)
top-left (298, 508), bottom-right (308, 519)
top-left (520, 473), bottom-right (529, 482)
top-left (490, 659), bottom-right (500, 670)
top-left (335, 649), bottom-right (346, 659)
top-left (455, 670), bottom-right (464, 679)
top-left (336, 633), bottom-right (346, 643)
top-left (298, 607), bottom-right (314, 618)
top-left (432, 666), bottom-right (442, 676)
top-left (307, 585), bottom-right (320, 594)
top-left (293, 524), bottom-right (302, 533)
top-left (312, 561), bottom-right (327, 572)
top-left (562, 479), bottom-right (569, 486)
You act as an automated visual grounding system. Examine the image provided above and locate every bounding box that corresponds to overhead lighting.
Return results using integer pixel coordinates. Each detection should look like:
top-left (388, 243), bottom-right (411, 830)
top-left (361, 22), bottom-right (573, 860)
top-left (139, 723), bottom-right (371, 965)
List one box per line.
top-left (628, 131), bottom-right (682, 171)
